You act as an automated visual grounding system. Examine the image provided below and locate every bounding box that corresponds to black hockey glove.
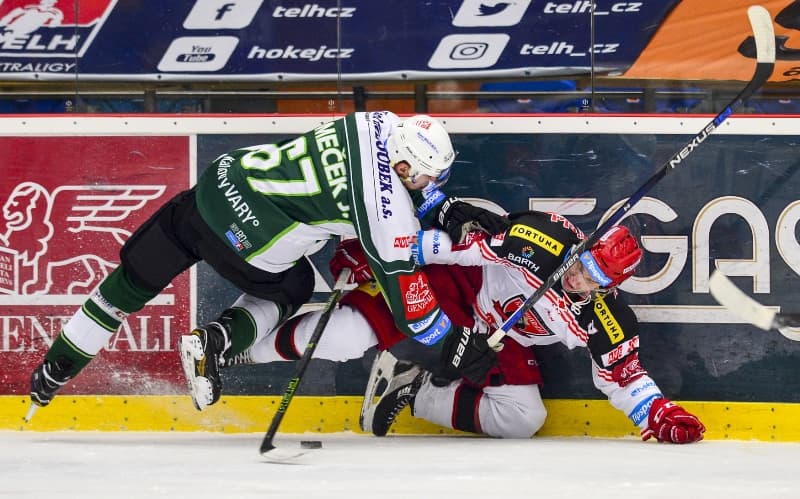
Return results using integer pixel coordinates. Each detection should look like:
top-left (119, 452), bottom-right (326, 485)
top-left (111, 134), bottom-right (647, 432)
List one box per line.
top-left (437, 197), bottom-right (509, 244)
top-left (437, 326), bottom-right (497, 385)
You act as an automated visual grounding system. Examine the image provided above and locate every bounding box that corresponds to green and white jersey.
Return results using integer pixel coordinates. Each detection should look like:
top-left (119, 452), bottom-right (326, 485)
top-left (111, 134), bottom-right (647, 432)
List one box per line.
top-left (196, 111), bottom-right (454, 346)
top-left (197, 116), bottom-right (356, 272)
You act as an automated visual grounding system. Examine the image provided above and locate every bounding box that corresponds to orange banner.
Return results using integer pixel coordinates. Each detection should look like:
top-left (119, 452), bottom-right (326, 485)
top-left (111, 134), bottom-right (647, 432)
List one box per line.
top-left (624, 0), bottom-right (800, 82)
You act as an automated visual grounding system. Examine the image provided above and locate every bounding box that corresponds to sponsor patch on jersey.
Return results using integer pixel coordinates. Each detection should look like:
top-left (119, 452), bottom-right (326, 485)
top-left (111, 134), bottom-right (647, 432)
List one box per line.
top-left (602, 335), bottom-right (639, 366)
top-left (594, 295), bottom-right (624, 344)
top-left (416, 186), bottom-right (446, 218)
top-left (508, 224), bottom-right (563, 255)
top-left (629, 394), bottom-right (659, 427)
top-left (398, 273), bottom-right (436, 320)
top-left (393, 235), bottom-right (415, 248)
top-left (225, 230), bottom-right (245, 251)
top-left (610, 351), bottom-right (646, 387)
top-left (409, 312), bottom-right (437, 334)
top-left (493, 296), bottom-right (549, 336)
top-left (412, 311), bottom-right (451, 345)
top-left (629, 380), bottom-right (657, 398)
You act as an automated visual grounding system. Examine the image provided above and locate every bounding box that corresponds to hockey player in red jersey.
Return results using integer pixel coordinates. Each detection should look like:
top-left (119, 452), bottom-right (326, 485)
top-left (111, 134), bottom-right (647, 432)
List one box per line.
top-left (244, 212), bottom-right (705, 443)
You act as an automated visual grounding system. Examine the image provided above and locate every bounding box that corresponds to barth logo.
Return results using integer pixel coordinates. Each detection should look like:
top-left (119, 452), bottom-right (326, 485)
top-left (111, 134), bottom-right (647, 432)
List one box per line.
top-left (0, 0), bottom-right (117, 58)
top-left (0, 181), bottom-right (166, 297)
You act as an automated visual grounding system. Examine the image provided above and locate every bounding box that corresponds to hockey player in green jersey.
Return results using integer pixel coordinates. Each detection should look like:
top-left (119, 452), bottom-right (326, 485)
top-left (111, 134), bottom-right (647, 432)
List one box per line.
top-left (28, 112), bottom-right (508, 415)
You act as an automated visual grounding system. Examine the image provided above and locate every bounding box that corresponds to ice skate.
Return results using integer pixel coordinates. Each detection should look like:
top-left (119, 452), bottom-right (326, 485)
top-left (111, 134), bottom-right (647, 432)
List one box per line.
top-left (179, 322), bottom-right (230, 410)
top-left (360, 350), bottom-right (427, 436)
top-left (30, 358), bottom-right (72, 408)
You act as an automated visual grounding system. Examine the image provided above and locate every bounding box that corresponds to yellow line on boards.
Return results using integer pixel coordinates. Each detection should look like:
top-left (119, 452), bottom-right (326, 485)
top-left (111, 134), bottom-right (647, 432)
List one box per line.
top-left (2, 396), bottom-right (799, 442)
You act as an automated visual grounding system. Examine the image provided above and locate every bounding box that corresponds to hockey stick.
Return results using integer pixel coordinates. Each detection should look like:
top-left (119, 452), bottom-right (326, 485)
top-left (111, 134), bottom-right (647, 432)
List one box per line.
top-left (259, 268), bottom-right (351, 462)
top-left (708, 270), bottom-right (800, 341)
top-left (487, 5), bottom-right (776, 348)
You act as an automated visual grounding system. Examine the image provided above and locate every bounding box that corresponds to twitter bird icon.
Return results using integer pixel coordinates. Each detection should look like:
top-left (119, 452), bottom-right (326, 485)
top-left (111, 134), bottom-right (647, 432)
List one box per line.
top-left (453, 0), bottom-right (531, 26)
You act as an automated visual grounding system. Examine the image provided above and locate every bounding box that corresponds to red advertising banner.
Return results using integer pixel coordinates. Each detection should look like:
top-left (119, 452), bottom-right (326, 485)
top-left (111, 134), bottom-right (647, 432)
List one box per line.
top-left (0, 136), bottom-right (190, 395)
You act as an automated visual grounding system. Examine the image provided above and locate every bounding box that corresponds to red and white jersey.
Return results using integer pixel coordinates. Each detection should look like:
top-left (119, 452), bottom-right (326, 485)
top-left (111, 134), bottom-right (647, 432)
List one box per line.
top-left (414, 211), bottom-right (665, 429)
top-left (415, 223), bottom-right (586, 349)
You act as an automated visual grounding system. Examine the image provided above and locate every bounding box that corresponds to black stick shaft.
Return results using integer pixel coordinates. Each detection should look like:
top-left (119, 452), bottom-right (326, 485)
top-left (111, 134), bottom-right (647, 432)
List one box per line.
top-left (259, 269), bottom-right (351, 454)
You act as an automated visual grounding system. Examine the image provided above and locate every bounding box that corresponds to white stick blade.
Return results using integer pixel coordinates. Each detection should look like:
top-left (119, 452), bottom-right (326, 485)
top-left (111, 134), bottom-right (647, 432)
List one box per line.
top-left (747, 5), bottom-right (776, 63)
top-left (708, 271), bottom-right (775, 330)
top-left (260, 446), bottom-right (311, 463)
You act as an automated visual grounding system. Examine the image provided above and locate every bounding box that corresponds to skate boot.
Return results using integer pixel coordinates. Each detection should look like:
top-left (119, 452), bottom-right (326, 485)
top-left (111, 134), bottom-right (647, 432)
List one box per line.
top-left (179, 322), bottom-right (231, 410)
top-left (360, 350), bottom-right (427, 436)
top-left (30, 358), bottom-right (73, 407)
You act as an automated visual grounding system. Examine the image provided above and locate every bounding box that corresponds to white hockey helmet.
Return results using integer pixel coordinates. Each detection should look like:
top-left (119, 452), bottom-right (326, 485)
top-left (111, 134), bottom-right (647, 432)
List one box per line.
top-left (387, 115), bottom-right (455, 182)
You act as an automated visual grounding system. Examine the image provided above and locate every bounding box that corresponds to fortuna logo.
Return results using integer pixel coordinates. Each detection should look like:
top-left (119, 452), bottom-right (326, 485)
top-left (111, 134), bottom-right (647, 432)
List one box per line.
top-left (0, 181), bottom-right (166, 299)
top-left (594, 296), bottom-right (624, 344)
top-left (508, 224), bottom-right (564, 255)
top-left (0, 0), bottom-right (117, 59)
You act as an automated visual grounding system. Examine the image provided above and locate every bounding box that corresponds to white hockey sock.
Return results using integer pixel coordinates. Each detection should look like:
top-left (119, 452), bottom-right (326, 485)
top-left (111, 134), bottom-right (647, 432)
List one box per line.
top-left (62, 307), bottom-right (115, 356)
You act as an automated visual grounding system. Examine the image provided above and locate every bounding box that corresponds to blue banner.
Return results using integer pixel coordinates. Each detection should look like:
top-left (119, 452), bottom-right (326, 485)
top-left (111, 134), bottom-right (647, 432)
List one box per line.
top-left (0, 0), bottom-right (678, 80)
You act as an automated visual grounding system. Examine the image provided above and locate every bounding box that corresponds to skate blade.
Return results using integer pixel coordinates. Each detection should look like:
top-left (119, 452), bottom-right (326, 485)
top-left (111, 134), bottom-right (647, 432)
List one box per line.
top-left (24, 403), bottom-right (39, 422)
top-left (179, 335), bottom-right (209, 411)
top-left (359, 350), bottom-right (398, 431)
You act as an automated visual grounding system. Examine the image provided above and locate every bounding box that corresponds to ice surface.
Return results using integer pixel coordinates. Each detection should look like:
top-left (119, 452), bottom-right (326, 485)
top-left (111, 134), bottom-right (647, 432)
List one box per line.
top-left (2, 431), bottom-right (797, 499)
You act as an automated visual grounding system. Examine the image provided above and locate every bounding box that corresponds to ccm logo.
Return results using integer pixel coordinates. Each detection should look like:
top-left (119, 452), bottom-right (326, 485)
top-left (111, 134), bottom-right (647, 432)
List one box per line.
top-left (450, 328), bottom-right (470, 368)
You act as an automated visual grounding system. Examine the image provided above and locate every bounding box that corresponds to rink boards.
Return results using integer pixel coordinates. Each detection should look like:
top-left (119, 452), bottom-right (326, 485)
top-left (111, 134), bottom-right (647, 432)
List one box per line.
top-left (1, 114), bottom-right (800, 440)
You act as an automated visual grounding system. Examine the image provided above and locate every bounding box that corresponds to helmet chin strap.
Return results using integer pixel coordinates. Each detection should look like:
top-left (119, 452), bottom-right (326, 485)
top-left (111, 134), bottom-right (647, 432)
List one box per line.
top-left (590, 288), bottom-right (612, 300)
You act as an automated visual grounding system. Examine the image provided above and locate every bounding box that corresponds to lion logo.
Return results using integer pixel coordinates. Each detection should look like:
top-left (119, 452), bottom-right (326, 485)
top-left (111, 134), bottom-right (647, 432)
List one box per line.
top-left (0, 181), bottom-right (165, 296)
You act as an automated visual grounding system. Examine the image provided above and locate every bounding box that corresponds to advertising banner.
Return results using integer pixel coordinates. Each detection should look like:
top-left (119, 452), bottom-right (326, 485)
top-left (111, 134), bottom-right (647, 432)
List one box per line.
top-left (0, 0), bottom-right (678, 81)
top-left (624, 0), bottom-right (800, 83)
top-left (0, 136), bottom-right (191, 395)
top-left (0, 116), bottom-right (798, 406)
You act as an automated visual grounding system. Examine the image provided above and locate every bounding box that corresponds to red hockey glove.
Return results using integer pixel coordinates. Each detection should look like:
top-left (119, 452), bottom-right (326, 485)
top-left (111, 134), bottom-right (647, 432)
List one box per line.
top-left (641, 397), bottom-right (705, 444)
top-left (329, 238), bottom-right (373, 285)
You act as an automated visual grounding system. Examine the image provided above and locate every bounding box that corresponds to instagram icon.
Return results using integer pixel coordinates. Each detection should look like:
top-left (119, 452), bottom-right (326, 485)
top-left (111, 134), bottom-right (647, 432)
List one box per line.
top-left (428, 34), bottom-right (510, 69)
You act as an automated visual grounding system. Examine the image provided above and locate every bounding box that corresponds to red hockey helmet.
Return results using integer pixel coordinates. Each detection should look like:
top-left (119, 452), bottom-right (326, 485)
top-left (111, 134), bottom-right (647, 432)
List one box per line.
top-left (579, 225), bottom-right (642, 288)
